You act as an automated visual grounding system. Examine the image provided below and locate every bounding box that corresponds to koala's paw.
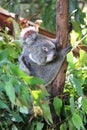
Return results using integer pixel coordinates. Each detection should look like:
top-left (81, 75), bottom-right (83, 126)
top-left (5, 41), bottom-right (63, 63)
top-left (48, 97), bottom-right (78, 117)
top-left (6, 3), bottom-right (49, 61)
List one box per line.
top-left (63, 44), bottom-right (72, 55)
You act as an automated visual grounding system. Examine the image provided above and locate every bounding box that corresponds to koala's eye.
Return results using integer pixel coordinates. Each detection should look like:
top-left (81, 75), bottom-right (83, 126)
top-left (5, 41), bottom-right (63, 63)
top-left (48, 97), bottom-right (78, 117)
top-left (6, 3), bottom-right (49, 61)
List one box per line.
top-left (42, 46), bottom-right (48, 52)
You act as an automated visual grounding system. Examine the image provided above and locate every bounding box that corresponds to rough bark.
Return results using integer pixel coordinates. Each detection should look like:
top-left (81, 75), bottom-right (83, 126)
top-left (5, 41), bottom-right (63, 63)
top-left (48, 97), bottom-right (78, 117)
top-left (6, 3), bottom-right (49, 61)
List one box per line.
top-left (51, 0), bottom-right (69, 96)
top-left (50, 0), bottom-right (69, 129)
top-left (51, 0), bottom-right (69, 97)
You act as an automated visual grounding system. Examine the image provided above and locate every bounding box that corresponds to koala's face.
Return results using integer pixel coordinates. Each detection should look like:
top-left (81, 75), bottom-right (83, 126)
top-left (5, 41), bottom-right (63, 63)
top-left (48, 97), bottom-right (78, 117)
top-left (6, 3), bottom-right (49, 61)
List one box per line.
top-left (22, 30), bottom-right (57, 65)
top-left (27, 38), bottom-right (57, 65)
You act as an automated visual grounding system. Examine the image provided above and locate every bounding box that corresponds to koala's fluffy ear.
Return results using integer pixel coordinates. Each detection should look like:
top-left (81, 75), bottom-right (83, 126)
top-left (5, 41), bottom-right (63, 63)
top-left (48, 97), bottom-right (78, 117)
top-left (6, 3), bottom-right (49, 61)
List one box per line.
top-left (20, 26), bottom-right (38, 40)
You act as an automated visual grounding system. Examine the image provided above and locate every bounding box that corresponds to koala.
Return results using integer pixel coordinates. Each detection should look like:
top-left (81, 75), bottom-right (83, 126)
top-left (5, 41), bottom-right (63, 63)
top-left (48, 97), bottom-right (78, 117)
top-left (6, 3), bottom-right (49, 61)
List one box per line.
top-left (19, 26), bottom-right (72, 86)
top-left (20, 26), bottom-right (57, 65)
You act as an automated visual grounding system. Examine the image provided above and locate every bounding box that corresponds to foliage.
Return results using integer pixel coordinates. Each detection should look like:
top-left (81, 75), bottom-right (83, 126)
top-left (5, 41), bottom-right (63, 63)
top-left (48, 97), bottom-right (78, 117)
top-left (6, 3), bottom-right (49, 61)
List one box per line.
top-left (0, 28), bottom-right (52, 129)
top-left (0, 0), bottom-right (87, 130)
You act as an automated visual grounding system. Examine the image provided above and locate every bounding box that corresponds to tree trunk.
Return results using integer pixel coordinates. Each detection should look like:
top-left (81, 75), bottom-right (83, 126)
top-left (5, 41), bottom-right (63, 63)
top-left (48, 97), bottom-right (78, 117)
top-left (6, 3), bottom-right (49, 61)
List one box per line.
top-left (50, 0), bottom-right (69, 129)
top-left (52, 0), bottom-right (69, 96)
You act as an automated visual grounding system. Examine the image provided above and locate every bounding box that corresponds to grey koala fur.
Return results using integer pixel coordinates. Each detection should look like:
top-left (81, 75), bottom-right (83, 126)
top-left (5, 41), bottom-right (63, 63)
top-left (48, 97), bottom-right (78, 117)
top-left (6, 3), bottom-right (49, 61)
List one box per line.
top-left (19, 30), bottom-right (72, 86)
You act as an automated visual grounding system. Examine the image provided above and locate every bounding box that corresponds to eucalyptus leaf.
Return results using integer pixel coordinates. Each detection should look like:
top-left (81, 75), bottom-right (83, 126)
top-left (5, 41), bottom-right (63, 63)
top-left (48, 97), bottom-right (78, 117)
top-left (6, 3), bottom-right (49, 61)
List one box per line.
top-left (67, 52), bottom-right (75, 68)
top-left (12, 125), bottom-right (18, 130)
top-left (82, 98), bottom-right (87, 114)
top-left (79, 50), bottom-right (87, 65)
top-left (60, 123), bottom-right (67, 130)
top-left (23, 76), bottom-right (44, 85)
top-left (70, 96), bottom-right (75, 113)
top-left (68, 119), bottom-right (76, 130)
top-left (0, 100), bottom-right (10, 111)
top-left (19, 85), bottom-right (31, 107)
top-left (11, 65), bottom-right (44, 85)
top-left (53, 97), bottom-right (62, 116)
top-left (12, 113), bottom-right (24, 122)
top-left (12, 19), bottom-right (20, 39)
top-left (42, 103), bottom-right (53, 124)
top-left (0, 82), bottom-right (5, 91)
top-left (20, 106), bottom-right (29, 114)
top-left (5, 80), bottom-right (15, 104)
top-left (72, 113), bottom-right (85, 130)
top-left (36, 122), bottom-right (44, 130)
top-left (70, 75), bottom-right (83, 96)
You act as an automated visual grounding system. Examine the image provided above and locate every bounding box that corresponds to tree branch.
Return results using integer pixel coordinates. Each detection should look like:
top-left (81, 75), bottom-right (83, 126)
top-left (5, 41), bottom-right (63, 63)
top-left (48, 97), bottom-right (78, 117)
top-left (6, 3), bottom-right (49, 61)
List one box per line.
top-left (0, 7), bottom-right (56, 38)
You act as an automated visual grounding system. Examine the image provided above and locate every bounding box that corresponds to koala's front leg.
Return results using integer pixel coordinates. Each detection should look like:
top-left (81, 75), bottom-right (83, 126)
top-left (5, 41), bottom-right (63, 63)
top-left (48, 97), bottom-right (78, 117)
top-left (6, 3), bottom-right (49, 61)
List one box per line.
top-left (21, 55), bottom-right (36, 76)
top-left (61, 44), bottom-right (72, 56)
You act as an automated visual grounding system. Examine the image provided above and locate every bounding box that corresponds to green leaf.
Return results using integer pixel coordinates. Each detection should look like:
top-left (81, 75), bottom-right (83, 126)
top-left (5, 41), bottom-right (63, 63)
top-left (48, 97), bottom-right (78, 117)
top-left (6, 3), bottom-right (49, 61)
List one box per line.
top-left (70, 96), bottom-right (75, 113)
top-left (70, 75), bottom-right (83, 96)
top-left (12, 19), bottom-right (20, 39)
top-left (12, 78), bottom-right (21, 95)
top-left (60, 123), bottom-right (67, 130)
top-left (82, 98), bottom-right (87, 114)
top-left (11, 65), bottom-right (44, 85)
top-left (36, 122), bottom-right (44, 130)
top-left (5, 80), bottom-right (15, 104)
top-left (18, 85), bottom-right (31, 107)
top-left (68, 119), bottom-right (76, 130)
top-left (0, 50), bottom-right (8, 60)
top-left (53, 97), bottom-right (62, 116)
top-left (69, 0), bottom-right (78, 12)
top-left (0, 68), bottom-right (2, 75)
top-left (0, 100), bottom-right (10, 111)
top-left (12, 113), bottom-right (24, 123)
top-left (0, 58), bottom-right (11, 66)
top-left (42, 103), bottom-right (53, 124)
top-left (10, 65), bottom-right (27, 77)
top-left (20, 106), bottom-right (29, 114)
top-left (72, 113), bottom-right (85, 130)
top-left (32, 90), bottom-right (40, 100)
top-left (0, 82), bottom-right (5, 91)
top-left (6, 46), bottom-right (18, 59)
top-left (12, 125), bottom-right (18, 130)
top-left (24, 76), bottom-right (44, 85)
top-left (32, 89), bottom-right (49, 107)
top-left (67, 52), bottom-right (75, 68)
top-left (39, 85), bottom-right (49, 97)
top-left (79, 50), bottom-right (87, 65)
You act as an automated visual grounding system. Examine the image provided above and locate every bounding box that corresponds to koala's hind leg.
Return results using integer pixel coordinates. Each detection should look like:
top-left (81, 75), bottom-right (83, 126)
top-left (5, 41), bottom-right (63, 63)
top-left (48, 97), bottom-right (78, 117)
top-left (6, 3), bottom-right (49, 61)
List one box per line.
top-left (21, 56), bottom-right (31, 70)
top-left (18, 55), bottom-right (30, 75)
